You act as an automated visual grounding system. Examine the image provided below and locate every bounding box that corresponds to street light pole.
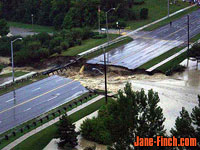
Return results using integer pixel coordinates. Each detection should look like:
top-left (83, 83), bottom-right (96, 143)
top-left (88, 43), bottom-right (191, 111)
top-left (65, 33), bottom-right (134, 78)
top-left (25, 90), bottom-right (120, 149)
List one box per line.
top-left (187, 15), bottom-right (190, 67)
top-left (31, 14), bottom-right (34, 27)
top-left (168, 0), bottom-right (170, 17)
top-left (11, 38), bottom-right (22, 83)
top-left (106, 8), bottom-right (115, 62)
top-left (103, 47), bottom-right (108, 104)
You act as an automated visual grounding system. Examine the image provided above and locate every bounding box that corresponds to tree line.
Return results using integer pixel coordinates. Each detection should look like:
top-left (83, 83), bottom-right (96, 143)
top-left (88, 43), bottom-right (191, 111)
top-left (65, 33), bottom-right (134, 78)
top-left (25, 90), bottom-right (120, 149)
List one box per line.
top-left (0, 0), bottom-right (139, 29)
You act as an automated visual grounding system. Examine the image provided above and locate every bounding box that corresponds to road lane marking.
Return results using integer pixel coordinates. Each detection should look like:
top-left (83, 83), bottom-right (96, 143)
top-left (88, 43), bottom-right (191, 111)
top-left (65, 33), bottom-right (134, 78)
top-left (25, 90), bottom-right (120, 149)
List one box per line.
top-left (0, 80), bottom-right (75, 115)
top-left (32, 87), bottom-right (41, 92)
top-left (0, 121), bottom-right (2, 124)
top-left (24, 108), bottom-right (31, 112)
top-left (6, 98), bottom-right (14, 103)
top-left (56, 79), bottom-right (63, 82)
top-left (47, 96), bottom-right (58, 101)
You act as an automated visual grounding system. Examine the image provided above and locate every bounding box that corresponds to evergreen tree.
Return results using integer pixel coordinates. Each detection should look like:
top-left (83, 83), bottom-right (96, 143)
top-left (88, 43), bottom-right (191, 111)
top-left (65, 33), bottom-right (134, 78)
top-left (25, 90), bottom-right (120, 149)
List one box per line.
top-left (170, 107), bottom-right (196, 150)
top-left (191, 95), bottom-right (200, 148)
top-left (0, 19), bottom-right (9, 36)
top-left (56, 113), bottom-right (78, 149)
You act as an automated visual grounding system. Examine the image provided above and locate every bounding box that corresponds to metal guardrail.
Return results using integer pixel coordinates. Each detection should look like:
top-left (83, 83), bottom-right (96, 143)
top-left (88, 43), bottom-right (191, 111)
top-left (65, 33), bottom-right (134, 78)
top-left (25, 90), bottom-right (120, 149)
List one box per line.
top-left (0, 91), bottom-right (96, 144)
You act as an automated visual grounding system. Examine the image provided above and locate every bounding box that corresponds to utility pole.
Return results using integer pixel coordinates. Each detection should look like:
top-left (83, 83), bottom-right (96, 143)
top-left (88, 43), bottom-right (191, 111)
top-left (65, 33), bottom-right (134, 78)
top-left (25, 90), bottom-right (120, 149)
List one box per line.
top-left (11, 38), bottom-right (23, 83)
top-left (103, 47), bottom-right (108, 104)
top-left (31, 14), bottom-right (34, 27)
top-left (98, 6), bottom-right (101, 34)
top-left (168, 0), bottom-right (170, 17)
top-left (106, 8), bottom-right (115, 63)
top-left (187, 15), bottom-right (190, 67)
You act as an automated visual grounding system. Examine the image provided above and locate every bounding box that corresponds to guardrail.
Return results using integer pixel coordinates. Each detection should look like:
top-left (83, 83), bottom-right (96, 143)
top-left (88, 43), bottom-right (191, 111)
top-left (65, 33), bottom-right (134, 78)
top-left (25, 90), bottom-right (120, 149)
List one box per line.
top-left (0, 91), bottom-right (97, 145)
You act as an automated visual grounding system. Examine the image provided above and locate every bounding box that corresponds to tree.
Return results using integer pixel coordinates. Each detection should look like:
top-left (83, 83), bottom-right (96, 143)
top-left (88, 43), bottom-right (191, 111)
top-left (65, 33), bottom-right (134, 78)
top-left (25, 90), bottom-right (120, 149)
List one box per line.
top-left (191, 96), bottom-right (200, 148)
top-left (0, 19), bottom-right (9, 36)
top-left (56, 113), bottom-right (78, 149)
top-left (81, 83), bottom-right (166, 150)
top-left (170, 107), bottom-right (196, 150)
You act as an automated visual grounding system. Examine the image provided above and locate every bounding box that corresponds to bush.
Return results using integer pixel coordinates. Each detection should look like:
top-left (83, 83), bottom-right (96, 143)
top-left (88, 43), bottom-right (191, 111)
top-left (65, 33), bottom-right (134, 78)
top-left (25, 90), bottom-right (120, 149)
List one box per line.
top-left (92, 34), bottom-right (107, 39)
top-left (61, 41), bottom-right (69, 50)
top-left (76, 39), bottom-right (82, 45)
top-left (140, 8), bottom-right (148, 19)
top-left (35, 32), bottom-right (51, 46)
top-left (134, 0), bottom-right (145, 5)
top-left (82, 27), bottom-right (92, 40)
top-left (165, 65), bottom-right (186, 76)
top-left (189, 43), bottom-right (200, 58)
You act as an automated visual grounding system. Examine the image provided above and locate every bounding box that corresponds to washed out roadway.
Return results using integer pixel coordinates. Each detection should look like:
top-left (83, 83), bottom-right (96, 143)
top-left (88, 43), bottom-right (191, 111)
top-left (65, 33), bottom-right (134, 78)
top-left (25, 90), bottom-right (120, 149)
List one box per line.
top-left (87, 9), bottom-right (200, 70)
top-left (0, 75), bottom-right (88, 134)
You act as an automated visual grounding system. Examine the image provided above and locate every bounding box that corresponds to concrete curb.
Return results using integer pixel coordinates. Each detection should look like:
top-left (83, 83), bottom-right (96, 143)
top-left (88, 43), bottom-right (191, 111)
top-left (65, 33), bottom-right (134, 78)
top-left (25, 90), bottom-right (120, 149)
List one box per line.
top-left (2, 95), bottom-right (104, 150)
top-left (0, 72), bottom-right (37, 87)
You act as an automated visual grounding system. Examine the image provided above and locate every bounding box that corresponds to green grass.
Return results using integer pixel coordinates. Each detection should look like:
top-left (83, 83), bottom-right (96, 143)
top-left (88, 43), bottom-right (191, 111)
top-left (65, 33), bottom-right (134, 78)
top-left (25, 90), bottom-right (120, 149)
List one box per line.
top-left (13, 97), bottom-right (110, 150)
top-left (191, 32), bottom-right (200, 43)
top-left (144, 6), bottom-right (198, 31)
top-left (60, 34), bottom-right (120, 57)
top-left (139, 46), bottom-right (184, 70)
top-left (8, 21), bottom-right (55, 33)
top-left (0, 75), bottom-right (47, 96)
top-left (157, 51), bottom-right (187, 73)
top-left (127, 0), bottom-right (190, 30)
top-left (0, 71), bottom-right (28, 78)
top-left (84, 37), bottom-right (133, 59)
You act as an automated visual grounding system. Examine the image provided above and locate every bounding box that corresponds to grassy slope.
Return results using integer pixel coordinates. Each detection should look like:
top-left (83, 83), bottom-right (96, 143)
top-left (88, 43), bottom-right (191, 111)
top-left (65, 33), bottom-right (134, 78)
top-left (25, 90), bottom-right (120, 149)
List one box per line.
top-left (139, 46), bottom-right (184, 70)
top-left (8, 21), bottom-right (55, 33)
top-left (0, 71), bottom-right (28, 78)
top-left (61, 34), bottom-right (120, 57)
top-left (13, 97), bottom-right (109, 150)
top-left (144, 6), bottom-right (198, 31)
top-left (157, 52), bottom-right (187, 73)
top-left (127, 0), bottom-right (189, 30)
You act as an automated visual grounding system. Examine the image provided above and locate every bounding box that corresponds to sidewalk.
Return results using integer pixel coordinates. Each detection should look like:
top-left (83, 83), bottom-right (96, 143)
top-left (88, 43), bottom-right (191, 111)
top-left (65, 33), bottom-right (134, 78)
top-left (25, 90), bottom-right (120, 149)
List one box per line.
top-left (2, 95), bottom-right (104, 150)
top-left (78, 4), bottom-right (196, 57)
top-left (0, 72), bottom-right (36, 87)
top-left (146, 39), bottom-right (200, 72)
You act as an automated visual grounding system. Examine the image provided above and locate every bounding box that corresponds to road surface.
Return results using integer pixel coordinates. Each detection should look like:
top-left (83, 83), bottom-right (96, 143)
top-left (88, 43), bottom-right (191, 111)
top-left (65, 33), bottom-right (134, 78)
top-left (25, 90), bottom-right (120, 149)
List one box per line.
top-left (87, 9), bottom-right (200, 70)
top-left (0, 75), bottom-right (88, 134)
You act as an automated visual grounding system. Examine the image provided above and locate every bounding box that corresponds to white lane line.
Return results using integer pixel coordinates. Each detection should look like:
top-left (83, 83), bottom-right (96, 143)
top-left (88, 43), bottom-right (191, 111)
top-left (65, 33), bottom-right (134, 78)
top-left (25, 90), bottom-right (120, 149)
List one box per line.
top-left (32, 87), bottom-right (41, 92)
top-left (47, 96), bottom-right (57, 101)
top-left (47, 93), bottom-right (60, 101)
top-left (6, 98), bottom-right (14, 103)
top-left (0, 121), bottom-right (2, 124)
top-left (24, 108), bottom-right (31, 112)
top-left (56, 79), bottom-right (63, 82)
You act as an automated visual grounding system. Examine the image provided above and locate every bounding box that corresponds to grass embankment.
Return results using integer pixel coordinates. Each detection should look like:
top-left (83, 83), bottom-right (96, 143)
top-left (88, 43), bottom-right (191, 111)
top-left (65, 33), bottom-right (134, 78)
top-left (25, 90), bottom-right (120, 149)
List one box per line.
top-left (0, 71), bottom-right (28, 78)
top-left (84, 37), bottom-right (133, 59)
top-left (144, 6), bottom-right (198, 31)
top-left (13, 97), bottom-right (110, 150)
top-left (0, 75), bottom-right (47, 96)
top-left (127, 0), bottom-right (190, 30)
top-left (139, 46), bottom-right (184, 70)
top-left (8, 21), bottom-right (55, 33)
top-left (157, 52), bottom-right (187, 73)
top-left (60, 34), bottom-right (120, 57)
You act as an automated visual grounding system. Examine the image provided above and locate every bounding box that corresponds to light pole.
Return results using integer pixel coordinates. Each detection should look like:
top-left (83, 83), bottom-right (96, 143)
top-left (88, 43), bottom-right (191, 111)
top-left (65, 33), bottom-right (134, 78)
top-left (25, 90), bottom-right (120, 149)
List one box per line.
top-left (187, 15), bottom-right (190, 67)
top-left (31, 14), bottom-right (34, 27)
top-left (168, 0), bottom-right (170, 17)
top-left (106, 8), bottom-right (115, 62)
top-left (11, 38), bottom-right (22, 83)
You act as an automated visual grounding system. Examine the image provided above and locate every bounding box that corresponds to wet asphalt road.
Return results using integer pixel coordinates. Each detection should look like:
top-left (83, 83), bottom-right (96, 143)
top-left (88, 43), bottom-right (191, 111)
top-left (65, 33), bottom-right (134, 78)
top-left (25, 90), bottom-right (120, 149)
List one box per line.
top-left (0, 75), bottom-right (88, 134)
top-left (87, 9), bottom-right (200, 70)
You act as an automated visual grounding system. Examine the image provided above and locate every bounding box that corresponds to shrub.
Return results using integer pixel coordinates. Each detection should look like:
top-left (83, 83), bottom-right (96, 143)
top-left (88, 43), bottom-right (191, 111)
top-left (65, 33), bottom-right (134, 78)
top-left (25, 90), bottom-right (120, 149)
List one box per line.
top-left (92, 34), bottom-right (107, 39)
top-left (189, 43), bottom-right (200, 58)
top-left (61, 41), bottom-right (69, 50)
top-left (140, 8), bottom-right (148, 19)
top-left (134, 0), bottom-right (145, 5)
top-left (35, 32), bottom-right (51, 45)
